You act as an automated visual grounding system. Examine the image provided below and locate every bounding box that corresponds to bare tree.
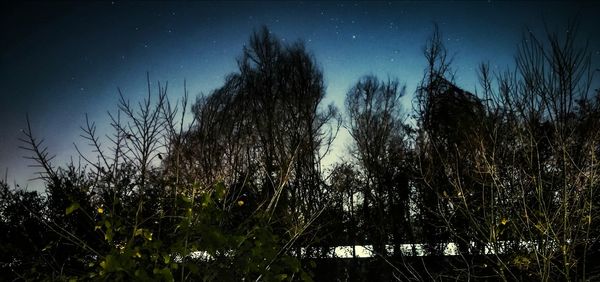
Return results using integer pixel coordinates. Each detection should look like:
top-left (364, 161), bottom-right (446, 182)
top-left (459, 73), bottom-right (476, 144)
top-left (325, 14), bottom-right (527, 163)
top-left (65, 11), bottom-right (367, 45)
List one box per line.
top-left (415, 21), bottom-right (600, 281)
top-left (345, 75), bottom-right (410, 267)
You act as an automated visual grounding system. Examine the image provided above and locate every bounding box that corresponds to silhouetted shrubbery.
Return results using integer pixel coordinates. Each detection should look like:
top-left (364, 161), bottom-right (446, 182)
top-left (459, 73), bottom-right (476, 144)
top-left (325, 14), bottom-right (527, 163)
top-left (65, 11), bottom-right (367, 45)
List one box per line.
top-left (1, 23), bottom-right (599, 281)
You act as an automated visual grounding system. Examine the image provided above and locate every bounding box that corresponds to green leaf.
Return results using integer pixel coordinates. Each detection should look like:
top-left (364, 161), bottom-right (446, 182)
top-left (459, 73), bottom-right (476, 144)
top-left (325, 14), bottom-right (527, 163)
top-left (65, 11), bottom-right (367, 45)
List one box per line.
top-left (215, 182), bottom-right (226, 200)
top-left (104, 229), bottom-right (113, 241)
top-left (201, 193), bottom-right (213, 208)
top-left (100, 255), bottom-right (119, 272)
top-left (143, 229), bottom-right (153, 241)
top-left (66, 202), bottom-right (80, 215)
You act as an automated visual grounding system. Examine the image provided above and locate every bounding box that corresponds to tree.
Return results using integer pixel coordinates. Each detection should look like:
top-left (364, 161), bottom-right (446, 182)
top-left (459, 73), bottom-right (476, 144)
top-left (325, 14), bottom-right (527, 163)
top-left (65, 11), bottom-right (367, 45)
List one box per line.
top-left (414, 21), bottom-right (600, 281)
top-left (413, 24), bottom-right (456, 257)
top-left (178, 26), bottom-right (340, 249)
top-left (5, 66), bottom-right (313, 280)
top-left (3, 21), bottom-right (599, 282)
top-left (344, 75), bottom-right (412, 279)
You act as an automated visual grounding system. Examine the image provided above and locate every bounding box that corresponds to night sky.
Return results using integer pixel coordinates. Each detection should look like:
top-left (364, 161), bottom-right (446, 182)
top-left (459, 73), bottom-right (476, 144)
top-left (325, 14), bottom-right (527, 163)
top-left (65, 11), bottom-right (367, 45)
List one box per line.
top-left (1, 1), bottom-right (599, 190)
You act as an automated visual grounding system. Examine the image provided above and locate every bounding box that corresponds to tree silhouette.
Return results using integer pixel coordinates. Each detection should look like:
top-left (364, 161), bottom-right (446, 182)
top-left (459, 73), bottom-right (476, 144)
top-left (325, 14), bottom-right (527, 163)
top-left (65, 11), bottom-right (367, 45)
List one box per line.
top-left (412, 21), bottom-right (600, 280)
top-left (1, 21), bottom-right (599, 281)
top-left (344, 75), bottom-right (411, 257)
top-left (169, 27), bottom-right (344, 273)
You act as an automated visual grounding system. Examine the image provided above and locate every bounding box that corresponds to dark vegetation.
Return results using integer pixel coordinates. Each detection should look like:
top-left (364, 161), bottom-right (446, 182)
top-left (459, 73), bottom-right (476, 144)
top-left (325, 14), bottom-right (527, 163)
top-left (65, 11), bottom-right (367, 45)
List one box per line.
top-left (1, 23), bottom-right (599, 281)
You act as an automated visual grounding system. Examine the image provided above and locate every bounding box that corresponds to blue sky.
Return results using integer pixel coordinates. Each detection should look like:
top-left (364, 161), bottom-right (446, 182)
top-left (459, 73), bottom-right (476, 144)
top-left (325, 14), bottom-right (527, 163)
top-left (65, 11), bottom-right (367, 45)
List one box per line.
top-left (1, 1), bottom-right (599, 190)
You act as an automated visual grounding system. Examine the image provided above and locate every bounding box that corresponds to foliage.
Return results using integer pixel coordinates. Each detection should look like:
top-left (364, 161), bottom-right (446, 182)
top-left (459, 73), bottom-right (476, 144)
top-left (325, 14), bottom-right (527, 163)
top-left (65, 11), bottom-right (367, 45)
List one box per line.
top-left (1, 27), bottom-right (322, 280)
top-left (1, 22), bottom-right (599, 281)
